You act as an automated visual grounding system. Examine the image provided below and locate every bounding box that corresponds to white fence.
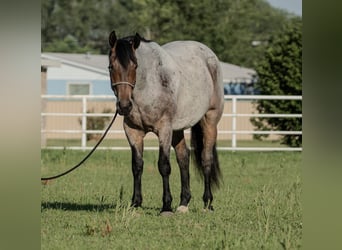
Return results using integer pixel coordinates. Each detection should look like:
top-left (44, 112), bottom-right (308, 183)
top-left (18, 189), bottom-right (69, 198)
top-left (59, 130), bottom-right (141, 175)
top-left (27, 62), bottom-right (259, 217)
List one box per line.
top-left (41, 95), bottom-right (302, 151)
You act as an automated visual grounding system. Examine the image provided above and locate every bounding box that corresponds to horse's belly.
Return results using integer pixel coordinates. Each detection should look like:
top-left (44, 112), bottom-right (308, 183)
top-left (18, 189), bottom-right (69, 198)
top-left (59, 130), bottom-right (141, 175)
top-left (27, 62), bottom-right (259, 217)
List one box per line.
top-left (171, 113), bottom-right (205, 130)
top-left (171, 74), bottom-right (213, 130)
top-left (172, 96), bottom-right (211, 130)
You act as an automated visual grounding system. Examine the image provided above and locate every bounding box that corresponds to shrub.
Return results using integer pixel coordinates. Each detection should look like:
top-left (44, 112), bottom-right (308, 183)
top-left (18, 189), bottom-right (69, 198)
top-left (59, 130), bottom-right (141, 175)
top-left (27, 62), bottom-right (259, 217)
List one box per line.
top-left (251, 17), bottom-right (302, 147)
top-left (78, 108), bottom-right (114, 141)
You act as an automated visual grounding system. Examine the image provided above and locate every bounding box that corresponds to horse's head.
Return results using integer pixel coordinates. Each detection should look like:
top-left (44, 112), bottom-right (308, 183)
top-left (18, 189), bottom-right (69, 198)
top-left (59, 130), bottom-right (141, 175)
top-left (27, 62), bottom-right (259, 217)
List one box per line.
top-left (108, 31), bottom-right (141, 116)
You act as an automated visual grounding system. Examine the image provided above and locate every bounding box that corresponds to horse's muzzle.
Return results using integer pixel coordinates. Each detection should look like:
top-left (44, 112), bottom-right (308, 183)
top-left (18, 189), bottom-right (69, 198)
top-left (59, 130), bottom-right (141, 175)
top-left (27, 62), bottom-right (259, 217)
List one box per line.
top-left (117, 100), bottom-right (132, 116)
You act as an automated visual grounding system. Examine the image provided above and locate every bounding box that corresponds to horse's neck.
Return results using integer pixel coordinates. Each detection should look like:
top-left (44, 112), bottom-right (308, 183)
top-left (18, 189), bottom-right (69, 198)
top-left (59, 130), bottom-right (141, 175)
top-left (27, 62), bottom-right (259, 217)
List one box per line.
top-left (136, 42), bottom-right (162, 84)
top-left (136, 42), bottom-right (161, 67)
top-left (133, 42), bottom-right (178, 107)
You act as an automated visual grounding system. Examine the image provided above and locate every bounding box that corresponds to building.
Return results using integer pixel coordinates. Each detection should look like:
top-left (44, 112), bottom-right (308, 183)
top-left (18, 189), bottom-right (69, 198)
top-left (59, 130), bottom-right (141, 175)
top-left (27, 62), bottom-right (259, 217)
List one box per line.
top-left (41, 52), bottom-right (257, 96)
top-left (220, 62), bottom-right (258, 95)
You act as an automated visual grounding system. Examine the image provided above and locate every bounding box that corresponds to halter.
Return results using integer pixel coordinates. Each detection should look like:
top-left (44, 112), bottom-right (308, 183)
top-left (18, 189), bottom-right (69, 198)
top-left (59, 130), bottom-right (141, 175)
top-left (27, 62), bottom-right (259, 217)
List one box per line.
top-left (111, 81), bottom-right (135, 96)
top-left (111, 81), bottom-right (135, 89)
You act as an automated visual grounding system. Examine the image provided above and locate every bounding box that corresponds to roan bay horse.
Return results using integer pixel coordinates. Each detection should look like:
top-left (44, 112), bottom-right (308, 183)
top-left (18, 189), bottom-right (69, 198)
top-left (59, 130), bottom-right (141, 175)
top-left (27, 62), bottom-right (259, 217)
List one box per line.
top-left (108, 31), bottom-right (224, 214)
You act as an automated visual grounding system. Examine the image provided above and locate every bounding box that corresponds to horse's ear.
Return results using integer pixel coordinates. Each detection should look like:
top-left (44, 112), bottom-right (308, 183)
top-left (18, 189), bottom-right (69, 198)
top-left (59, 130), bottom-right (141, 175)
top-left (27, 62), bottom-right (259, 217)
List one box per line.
top-left (109, 30), bottom-right (117, 48)
top-left (133, 32), bottom-right (141, 49)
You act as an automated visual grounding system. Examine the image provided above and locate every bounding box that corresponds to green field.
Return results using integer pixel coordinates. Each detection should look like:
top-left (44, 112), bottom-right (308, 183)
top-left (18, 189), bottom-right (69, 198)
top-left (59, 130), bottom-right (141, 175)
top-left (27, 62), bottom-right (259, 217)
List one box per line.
top-left (41, 149), bottom-right (302, 249)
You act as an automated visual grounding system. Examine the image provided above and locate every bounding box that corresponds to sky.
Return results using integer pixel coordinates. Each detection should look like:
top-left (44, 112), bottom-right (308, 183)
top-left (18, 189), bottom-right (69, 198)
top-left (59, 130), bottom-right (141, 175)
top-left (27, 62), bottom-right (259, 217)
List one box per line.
top-left (265, 0), bottom-right (302, 16)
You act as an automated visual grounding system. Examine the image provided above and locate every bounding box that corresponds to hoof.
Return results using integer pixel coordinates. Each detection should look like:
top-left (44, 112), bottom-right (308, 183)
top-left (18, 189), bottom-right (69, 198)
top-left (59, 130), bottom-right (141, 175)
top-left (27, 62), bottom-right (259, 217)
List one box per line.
top-left (203, 206), bottom-right (214, 212)
top-left (176, 205), bottom-right (189, 213)
top-left (160, 211), bottom-right (174, 217)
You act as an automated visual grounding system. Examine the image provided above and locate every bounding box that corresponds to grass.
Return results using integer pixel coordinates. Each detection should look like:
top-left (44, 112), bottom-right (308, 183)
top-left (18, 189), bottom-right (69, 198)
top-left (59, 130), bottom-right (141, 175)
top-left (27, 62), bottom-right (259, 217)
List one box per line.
top-left (41, 149), bottom-right (302, 249)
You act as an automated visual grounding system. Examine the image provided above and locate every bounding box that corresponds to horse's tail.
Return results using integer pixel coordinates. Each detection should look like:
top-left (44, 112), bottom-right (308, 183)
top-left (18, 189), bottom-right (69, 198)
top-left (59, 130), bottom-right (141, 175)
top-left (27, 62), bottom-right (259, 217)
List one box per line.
top-left (191, 122), bottom-right (222, 189)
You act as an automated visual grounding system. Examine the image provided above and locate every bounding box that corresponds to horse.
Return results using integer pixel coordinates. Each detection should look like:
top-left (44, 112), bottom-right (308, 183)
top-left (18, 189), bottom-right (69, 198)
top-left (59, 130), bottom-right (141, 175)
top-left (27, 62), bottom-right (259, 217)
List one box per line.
top-left (108, 31), bottom-right (224, 214)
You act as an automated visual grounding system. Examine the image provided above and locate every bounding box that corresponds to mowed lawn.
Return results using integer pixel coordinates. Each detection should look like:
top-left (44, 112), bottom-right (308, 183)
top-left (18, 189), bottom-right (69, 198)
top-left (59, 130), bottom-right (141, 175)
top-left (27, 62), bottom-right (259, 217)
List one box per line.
top-left (41, 149), bottom-right (302, 249)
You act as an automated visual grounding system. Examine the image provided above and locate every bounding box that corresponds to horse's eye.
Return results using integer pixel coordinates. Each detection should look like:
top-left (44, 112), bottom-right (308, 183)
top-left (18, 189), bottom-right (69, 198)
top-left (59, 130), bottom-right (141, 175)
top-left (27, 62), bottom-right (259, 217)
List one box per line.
top-left (108, 65), bottom-right (113, 72)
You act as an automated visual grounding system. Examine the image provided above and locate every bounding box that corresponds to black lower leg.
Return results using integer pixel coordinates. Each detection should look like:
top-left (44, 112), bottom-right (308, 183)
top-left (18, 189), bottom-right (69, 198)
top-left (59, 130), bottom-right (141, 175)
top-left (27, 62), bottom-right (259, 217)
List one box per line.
top-left (159, 151), bottom-right (173, 212)
top-left (178, 151), bottom-right (191, 206)
top-left (203, 167), bottom-right (214, 210)
top-left (131, 149), bottom-right (143, 207)
top-left (131, 174), bottom-right (142, 207)
top-left (179, 168), bottom-right (191, 206)
top-left (161, 175), bottom-right (172, 211)
top-left (172, 132), bottom-right (191, 207)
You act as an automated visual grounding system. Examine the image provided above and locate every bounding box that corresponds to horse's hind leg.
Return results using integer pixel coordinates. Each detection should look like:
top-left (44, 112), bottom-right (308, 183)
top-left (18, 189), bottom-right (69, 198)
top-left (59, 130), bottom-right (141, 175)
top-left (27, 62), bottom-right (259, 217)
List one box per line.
top-left (201, 111), bottom-right (222, 210)
top-left (172, 130), bottom-right (191, 212)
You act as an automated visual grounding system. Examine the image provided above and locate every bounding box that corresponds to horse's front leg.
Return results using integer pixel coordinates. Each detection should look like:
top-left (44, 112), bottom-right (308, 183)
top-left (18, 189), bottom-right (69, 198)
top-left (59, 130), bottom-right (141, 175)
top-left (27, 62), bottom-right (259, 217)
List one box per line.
top-left (124, 123), bottom-right (145, 208)
top-left (157, 126), bottom-right (173, 213)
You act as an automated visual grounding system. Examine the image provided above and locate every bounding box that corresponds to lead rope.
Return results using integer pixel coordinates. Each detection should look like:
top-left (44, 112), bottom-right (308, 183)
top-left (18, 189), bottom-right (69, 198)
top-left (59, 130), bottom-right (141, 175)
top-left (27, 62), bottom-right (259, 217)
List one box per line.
top-left (41, 110), bottom-right (118, 181)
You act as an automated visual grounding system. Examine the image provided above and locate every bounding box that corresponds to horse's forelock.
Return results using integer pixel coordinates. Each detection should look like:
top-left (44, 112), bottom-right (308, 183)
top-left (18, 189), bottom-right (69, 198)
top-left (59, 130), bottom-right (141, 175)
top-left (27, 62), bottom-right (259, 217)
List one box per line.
top-left (115, 39), bottom-right (137, 69)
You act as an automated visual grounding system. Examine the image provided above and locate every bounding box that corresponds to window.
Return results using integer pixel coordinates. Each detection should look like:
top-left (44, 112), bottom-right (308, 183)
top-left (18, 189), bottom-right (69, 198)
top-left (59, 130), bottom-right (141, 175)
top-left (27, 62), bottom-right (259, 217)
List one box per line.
top-left (67, 83), bottom-right (91, 95)
top-left (223, 80), bottom-right (259, 95)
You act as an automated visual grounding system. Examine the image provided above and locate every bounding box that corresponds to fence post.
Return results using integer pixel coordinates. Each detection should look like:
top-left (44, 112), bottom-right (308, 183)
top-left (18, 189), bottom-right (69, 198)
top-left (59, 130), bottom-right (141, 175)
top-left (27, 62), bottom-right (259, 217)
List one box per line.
top-left (41, 67), bottom-right (47, 147)
top-left (81, 96), bottom-right (87, 149)
top-left (232, 96), bottom-right (237, 150)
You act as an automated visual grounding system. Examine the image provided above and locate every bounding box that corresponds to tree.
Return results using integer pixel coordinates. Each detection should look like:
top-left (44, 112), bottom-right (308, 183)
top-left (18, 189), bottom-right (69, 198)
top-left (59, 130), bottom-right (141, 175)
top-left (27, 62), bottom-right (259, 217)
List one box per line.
top-left (41, 0), bottom-right (295, 67)
top-left (127, 0), bottom-right (290, 68)
top-left (78, 108), bottom-right (113, 141)
top-left (41, 0), bottom-right (113, 53)
top-left (251, 17), bottom-right (302, 147)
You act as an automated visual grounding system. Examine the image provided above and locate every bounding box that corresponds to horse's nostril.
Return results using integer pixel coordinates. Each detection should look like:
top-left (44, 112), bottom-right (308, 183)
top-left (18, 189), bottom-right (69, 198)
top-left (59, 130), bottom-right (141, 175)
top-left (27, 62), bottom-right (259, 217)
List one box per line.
top-left (117, 100), bottom-right (132, 115)
top-left (118, 100), bottom-right (131, 109)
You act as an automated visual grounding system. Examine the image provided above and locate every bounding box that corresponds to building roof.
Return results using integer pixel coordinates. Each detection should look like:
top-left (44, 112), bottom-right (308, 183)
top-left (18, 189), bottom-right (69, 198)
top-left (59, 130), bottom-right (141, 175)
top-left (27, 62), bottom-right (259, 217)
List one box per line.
top-left (41, 58), bottom-right (61, 68)
top-left (41, 52), bottom-right (256, 82)
top-left (42, 52), bottom-right (108, 76)
top-left (220, 61), bottom-right (256, 83)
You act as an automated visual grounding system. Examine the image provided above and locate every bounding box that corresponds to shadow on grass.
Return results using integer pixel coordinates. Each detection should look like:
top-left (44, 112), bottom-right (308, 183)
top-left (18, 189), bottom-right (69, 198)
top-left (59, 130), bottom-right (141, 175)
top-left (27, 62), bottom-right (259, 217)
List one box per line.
top-left (41, 201), bottom-right (117, 212)
top-left (41, 201), bottom-right (162, 214)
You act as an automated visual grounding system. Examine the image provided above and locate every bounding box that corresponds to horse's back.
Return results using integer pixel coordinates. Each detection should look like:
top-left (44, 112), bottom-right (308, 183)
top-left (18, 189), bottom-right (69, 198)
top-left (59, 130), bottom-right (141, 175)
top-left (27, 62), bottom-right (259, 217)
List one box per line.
top-left (161, 41), bottom-right (224, 130)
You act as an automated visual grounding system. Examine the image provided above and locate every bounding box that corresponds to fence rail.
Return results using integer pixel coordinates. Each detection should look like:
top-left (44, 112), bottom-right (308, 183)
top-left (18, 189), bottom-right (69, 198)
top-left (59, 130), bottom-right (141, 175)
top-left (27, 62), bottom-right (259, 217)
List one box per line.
top-left (41, 94), bottom-right (302, 151)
